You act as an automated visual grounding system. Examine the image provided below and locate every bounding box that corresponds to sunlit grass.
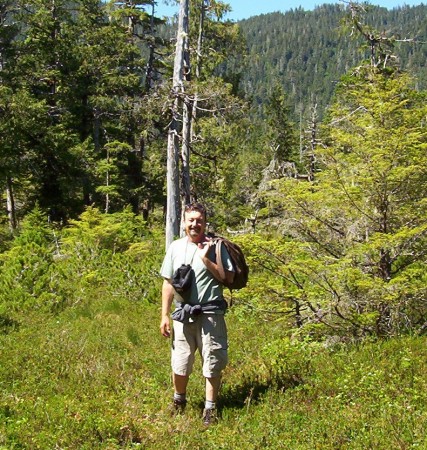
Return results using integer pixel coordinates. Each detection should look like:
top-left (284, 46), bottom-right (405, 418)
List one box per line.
top-left (1, 293), bottom-right (426, 449)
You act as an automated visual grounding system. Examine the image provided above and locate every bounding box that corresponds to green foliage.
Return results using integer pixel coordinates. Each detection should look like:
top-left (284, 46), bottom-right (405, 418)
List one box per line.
top-left (186, 80), bottom-right (252, 225)
top-left (264, 84), bottom-right (298, 162)
top-left (0, 207), bottom-right (56, 313)
top-left (94, 141), bottom-right (134, 212)
top-left (0, 299), bottom-right (170, 449)
top-left (235, 336), bottom-right (427, 449)
top-left (54, 206), bottom-right (163, 308)
top-left (0, 0), bottom-right (168, 222)
top-left (261, 337), bottom-right (320, 386)
top-left (234, 4), bottom-right (427, 121)
top-left (0, 184), bottom-right (426, 448)
top-left (0, 206), bottom-right (163, 317)
top-left (1, 3), bottom-right (427, 446)
top-left (189, 0), bottom-right (241, 78)
top-left (2, 0), bottom-right (427, 228)
top-left (238, 69), bottom-right (427, 337)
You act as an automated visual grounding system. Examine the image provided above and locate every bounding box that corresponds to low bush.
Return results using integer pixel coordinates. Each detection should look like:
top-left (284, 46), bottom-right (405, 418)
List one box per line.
top-left (0, 206), bottom-right (163, 316)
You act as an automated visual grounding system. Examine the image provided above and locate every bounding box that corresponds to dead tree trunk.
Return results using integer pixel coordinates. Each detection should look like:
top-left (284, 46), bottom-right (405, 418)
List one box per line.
top-left (308, 104), bottom-right (318, 181)
top-left (180, 2), bottom-right (192, 212)
top-left (180, 0), bottom-right (207, 233)
top-left (190, 0), bottom-right (206, 137)
top-left (165, 0), bottom-right (189, 249)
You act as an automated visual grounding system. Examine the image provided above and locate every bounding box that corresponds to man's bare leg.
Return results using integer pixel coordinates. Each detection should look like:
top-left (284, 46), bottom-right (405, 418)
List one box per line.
top-left (203, 376), bottom-right (221, 425)
top-left (173, 373), bottom-right (189, 395)
top-left (205, 376), bottom-right (221, 402)
top-left (172, 373), bottom-right (189, 412)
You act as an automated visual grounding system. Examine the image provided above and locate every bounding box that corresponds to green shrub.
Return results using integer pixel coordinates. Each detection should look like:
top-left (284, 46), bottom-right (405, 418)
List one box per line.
top-left (0, 207), bottom-right (55, 312)
top-left (0, 206), bottom-right (164, 315)
top-left (1, 207), bottom-right (426, 449)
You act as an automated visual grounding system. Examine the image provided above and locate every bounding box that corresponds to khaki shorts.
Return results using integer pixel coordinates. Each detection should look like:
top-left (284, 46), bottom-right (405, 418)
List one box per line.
top-left (172, 314), bottom-right (228, 378)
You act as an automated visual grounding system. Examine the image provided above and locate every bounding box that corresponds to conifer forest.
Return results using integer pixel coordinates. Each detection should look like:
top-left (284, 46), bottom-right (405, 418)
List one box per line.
top-left (1, 1), bottom-right (427, 447)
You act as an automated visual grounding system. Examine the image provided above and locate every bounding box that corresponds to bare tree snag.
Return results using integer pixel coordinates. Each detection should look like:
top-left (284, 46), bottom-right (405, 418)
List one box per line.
top-left (165, 0), bottom-right (190, 248)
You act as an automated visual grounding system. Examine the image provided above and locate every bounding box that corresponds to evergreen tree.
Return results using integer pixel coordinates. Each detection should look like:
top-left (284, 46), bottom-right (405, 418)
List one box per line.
top-left (0, 0), bottom-right (167, 223)
top-left (233, 4), bottom-right (427, 121)
top-left (252, 67), bottom-right (427, 336)
top-left (264, 84), bottom-right (298, 163)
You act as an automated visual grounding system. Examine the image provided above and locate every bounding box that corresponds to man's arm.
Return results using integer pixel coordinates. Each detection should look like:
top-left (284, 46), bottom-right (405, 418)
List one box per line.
top-left (160, 279), bottom-right (175, 337)
top-left (202, 257), bottom-right (235, 285)
top-left (199, 240), bottom-right (235, 285)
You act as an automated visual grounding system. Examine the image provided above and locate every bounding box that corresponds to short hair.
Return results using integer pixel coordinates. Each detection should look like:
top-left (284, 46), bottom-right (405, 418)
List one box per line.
top-left (184, 202), bottom-right (207, 220)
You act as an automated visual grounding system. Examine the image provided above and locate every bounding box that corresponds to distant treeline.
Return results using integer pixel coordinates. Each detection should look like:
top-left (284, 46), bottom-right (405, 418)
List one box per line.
top-left (227, 3), bottom-right (427, 119)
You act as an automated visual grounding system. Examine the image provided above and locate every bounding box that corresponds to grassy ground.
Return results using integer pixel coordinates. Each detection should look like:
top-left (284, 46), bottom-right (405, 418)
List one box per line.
top-left (1, 294), bottom-right (426, 449)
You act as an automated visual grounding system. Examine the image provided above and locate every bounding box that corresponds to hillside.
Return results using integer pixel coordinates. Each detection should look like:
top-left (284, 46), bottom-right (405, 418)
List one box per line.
top-left (1, 3), bottom-right (426, 446)
top-left (231, 3), bottom-right (427, 119)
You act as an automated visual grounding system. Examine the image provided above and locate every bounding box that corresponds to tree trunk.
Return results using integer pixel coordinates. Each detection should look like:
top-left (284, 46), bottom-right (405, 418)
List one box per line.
top-left (165, 0), bottom-right (190, 249)
top-left (180, 0), bottom-right (193, 234)
top-left (308, 104), bottom-right (318, 181)
top-left (166, 129), bottom-right (180, 246)
top-left (181, 97), bottom-right (192, 206)
top-left (190, 0), bottom-right (206, 136)
top-left (6, 176), bottom-right (17, 231)
top-left (379, 249), bottom-right (392, 281)
top-left (179, 0), bottom-right (206, 236)
top-left (105, 148), bottom-right (110, 214)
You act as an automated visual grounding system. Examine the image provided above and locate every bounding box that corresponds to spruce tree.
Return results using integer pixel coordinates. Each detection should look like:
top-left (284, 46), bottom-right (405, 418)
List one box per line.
top-left (254, 67), bottom-right (427, 336)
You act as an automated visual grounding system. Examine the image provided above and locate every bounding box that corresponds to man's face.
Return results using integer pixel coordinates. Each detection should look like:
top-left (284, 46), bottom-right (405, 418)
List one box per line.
top-left (184, 210), bottom-right (206, 242)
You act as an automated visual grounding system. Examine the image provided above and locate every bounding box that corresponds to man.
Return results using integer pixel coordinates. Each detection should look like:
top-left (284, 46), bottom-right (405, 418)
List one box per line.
top-left (160, 202), bottom-right (234, 426)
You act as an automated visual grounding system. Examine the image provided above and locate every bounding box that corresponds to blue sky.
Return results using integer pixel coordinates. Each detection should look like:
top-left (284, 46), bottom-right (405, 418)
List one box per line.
top-left (155, 0), bottom-right (425, 20)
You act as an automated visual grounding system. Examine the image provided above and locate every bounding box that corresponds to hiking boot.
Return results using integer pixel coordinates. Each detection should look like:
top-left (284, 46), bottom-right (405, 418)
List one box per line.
top-left (170, 398), bottom-right (187, 415)
top-left (202, 408), bottom-right (218, 426)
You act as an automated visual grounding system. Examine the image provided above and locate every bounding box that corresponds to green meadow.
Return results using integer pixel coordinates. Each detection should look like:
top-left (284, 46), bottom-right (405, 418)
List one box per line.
top-left (1, 210), bottom-right (426, 449)
top-left (1, 297), bottom-right (426, 449)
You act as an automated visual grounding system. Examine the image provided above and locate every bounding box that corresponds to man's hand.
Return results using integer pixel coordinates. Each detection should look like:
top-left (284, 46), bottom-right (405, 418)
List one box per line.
top-left (197, 237), bottom-right (214, 261)
top-left (161, 279), bottom-right (174, 338)
top-left (160, 315), bottom-right (171, 338)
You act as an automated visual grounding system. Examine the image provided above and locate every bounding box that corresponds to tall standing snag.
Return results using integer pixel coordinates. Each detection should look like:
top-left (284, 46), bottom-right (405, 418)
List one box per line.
top-left (165, 0), bottom-right (190, 249)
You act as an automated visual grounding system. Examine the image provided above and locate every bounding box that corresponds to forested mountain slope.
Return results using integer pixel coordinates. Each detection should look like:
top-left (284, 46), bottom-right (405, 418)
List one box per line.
top-left (232, 3), bottom-right (427, 118)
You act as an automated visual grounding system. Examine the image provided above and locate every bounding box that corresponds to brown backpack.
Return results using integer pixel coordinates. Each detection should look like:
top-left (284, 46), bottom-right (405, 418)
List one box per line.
top-left (213, 236), bottom-right (249, 290)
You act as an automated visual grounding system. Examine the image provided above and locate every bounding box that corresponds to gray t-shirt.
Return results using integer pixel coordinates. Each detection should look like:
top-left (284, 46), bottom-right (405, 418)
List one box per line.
top-left (160, 237), bottom-right (234, 306)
